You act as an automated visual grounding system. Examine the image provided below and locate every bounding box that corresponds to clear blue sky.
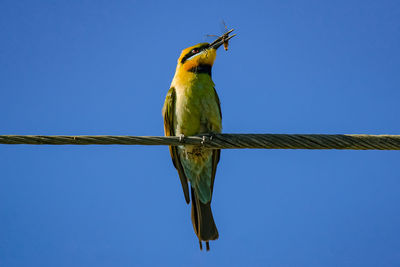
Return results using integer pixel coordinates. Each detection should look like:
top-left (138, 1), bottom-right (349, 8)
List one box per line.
top-left (1, 1), bottom-right (400, 266)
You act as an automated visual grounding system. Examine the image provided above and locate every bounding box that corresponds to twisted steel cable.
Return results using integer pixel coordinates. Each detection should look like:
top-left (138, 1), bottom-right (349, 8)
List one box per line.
top-left (0, 134), bottom-right (399, 150)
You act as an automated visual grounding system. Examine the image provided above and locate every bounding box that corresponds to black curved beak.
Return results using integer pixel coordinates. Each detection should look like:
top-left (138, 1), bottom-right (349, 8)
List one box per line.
top-left (209, 29), bottom-right (236, 50)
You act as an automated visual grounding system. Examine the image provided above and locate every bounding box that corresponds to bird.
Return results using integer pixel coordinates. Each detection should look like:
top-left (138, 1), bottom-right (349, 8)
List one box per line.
top-left (162, 31), bottom-right (235, 251)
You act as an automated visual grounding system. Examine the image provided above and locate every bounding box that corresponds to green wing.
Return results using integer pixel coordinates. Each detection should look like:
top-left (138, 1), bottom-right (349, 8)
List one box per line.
top-left (210, 87), bottom-right (221, 198)
top-left (162, 87), bottom-right (190, 203)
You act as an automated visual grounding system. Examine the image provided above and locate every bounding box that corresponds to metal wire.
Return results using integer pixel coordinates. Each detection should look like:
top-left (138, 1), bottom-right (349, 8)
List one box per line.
top-left (1, 134), bottom-right (399, 150)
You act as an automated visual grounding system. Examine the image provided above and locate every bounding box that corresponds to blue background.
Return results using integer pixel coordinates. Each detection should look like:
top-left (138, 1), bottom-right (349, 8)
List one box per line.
top-left (1, 1), bottom-right (399, 266)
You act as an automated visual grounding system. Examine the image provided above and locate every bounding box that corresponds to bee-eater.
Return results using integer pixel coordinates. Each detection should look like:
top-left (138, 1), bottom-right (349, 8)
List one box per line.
top-left (162, 32), bottom-right (235, 251)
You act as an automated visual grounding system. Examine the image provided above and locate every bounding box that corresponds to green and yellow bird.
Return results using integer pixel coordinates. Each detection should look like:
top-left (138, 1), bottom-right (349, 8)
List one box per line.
top-left (162, 31), bottom-right (235, 251)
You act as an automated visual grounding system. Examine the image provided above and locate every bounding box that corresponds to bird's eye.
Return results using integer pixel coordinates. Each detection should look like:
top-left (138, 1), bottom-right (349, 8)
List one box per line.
top-left (192, 48), bottom-right (199, 53)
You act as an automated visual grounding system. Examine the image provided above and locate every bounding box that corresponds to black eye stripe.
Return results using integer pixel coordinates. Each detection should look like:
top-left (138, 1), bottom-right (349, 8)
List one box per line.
top-left (180, 44), bottom-right (210, 64)
top-left (180, 51), bottom-right (196, 64)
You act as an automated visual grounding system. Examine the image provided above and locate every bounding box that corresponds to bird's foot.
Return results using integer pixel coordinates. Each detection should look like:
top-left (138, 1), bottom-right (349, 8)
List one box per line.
top-left (201, 132), bottom-right (217, 146)
top-left (178, 134), bottom-right (185, 143)
top-left (209, 132), bottom-right (217, 141)
top-left (201, 135), bottom-right (207, 146)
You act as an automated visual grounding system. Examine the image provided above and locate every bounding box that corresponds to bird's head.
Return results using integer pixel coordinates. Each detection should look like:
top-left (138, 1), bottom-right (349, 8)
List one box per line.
top-left (178, 43), bottom-right (217, 72)
top-left (176, 30), bottom-right (236, 73)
